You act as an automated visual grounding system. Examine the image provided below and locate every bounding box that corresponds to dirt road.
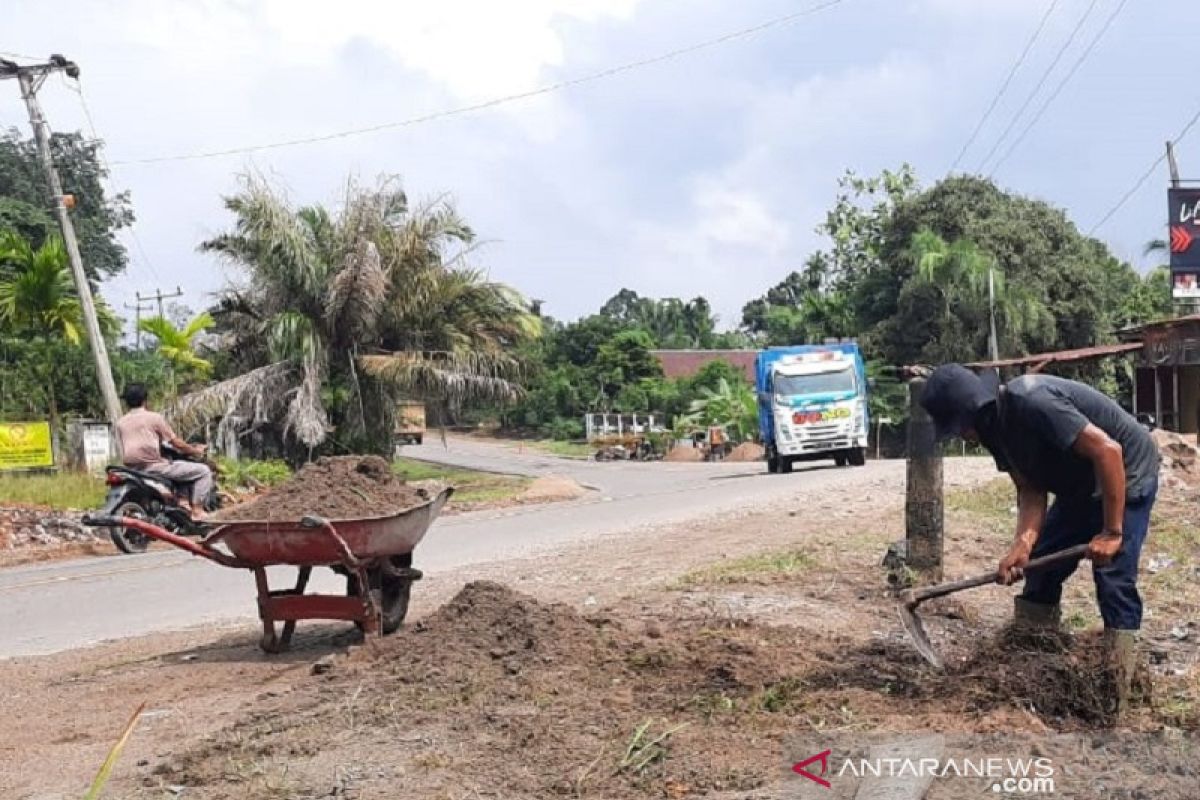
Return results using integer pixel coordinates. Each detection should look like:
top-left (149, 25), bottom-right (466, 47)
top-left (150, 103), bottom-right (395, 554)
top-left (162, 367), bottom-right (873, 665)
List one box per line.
top-left (0, 456), bottom-right (1019, 799)
top-left (0, 440), bottom-right (895, 657)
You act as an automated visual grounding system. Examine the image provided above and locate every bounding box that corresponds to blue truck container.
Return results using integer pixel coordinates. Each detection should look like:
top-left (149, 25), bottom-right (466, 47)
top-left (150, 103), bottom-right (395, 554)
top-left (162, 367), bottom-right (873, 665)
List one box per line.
top-left (755, 343), bottom-right (869, 473)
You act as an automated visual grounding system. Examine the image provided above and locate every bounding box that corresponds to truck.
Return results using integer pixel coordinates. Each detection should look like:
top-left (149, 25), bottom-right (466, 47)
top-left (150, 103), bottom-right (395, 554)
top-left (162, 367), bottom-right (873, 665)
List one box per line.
top-left (755, 343), bottom-right (869, 473)
top-left (394, 401), bottom-right (426, 446)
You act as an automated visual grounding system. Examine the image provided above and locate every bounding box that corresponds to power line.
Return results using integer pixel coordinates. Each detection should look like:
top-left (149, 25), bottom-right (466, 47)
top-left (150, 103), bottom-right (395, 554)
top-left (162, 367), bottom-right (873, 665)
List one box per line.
top-left (974, 0), bottom-right (1101, 174)
top-left (0, 50), bottom-right (39, 61)
top-left (989, 0), bottom-right (1128, 176)
top-left (949, 0), bottom-right (1060, 173)
top-left (1088, 105), bottom-right (1200, 235)
top-left (60, 74), bottom-right (164, 283)
top-left (110, 0), bottom-right (847, 166)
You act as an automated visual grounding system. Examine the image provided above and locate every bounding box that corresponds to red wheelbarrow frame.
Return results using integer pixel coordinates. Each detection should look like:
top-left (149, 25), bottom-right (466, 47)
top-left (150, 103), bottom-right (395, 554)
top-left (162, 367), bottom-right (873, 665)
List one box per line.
top-left (83, 487), bottom-right (452, 653)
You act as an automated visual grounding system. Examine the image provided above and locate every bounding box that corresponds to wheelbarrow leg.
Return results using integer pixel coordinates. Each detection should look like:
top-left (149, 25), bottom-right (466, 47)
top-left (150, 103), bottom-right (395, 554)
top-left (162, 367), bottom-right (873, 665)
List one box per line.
top-left (279, 566), bottom-right (312, 648)
top-left (254, 567), bottom-right (284, 653)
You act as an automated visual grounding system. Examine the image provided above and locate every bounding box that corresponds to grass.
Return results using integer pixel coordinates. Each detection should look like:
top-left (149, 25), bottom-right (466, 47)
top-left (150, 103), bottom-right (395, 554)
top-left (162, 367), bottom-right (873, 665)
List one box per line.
top-left (0, 470), bottom-right (106, 509)
top-left (524, 439), bottom-right (594, 459)
top-left (392, 458), bottom-right (530, 505)
top-left (672, 549), bottom-right (815, 589)
top-left (944, 477), bottom-right (1014, 525)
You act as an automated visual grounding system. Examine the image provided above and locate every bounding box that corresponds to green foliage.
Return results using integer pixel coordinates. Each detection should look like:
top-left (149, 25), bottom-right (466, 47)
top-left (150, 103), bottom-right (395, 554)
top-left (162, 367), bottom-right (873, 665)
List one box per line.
top-left (138, 312), bottom-right (214, 391)
top-left (677, 377), bottom-right (758, 441)
top-left (179, 173), bottom-right (541, 456)
top-left (599, 289), bottom-right (718, 348)
top-left (0, 128), bottom-right (133, 280)
top-left (216, 457), bottom-right (291, 490)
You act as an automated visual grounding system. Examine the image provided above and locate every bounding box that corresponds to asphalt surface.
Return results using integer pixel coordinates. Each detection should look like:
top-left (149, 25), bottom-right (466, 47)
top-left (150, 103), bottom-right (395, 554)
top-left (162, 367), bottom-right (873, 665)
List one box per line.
top-left (0, 439), bottom-right (901, 658)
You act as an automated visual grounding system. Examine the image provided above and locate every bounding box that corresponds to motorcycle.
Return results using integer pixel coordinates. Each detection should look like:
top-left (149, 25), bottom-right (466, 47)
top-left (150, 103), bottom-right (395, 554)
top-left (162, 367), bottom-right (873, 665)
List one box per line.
top-left (101, 443), bottom-right (223, 554)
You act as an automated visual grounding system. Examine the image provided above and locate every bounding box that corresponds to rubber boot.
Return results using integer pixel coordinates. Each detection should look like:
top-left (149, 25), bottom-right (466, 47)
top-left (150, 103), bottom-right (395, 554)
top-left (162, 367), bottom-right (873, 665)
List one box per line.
top-left (1102, 628), bottom-right (1138, 720)
top-left (1010, 597), bottom-right (1066, 651)
top-left (1012, 597), bottom-right (1061, 631)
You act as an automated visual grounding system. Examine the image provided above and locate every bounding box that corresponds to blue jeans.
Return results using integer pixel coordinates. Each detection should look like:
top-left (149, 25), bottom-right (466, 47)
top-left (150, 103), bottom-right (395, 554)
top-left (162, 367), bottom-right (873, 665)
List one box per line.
top-left (1021, 479), bottom-right (1157, 631)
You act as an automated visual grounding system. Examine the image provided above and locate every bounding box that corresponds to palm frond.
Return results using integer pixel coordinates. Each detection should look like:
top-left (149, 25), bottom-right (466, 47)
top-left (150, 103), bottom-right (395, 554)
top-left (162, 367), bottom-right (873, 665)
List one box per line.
top-left (358, 350), bottom-right (524, 408)
top-left (326, 239), bottom-right (386, 342)
top-left (166, 361), bottom-right (296, 437)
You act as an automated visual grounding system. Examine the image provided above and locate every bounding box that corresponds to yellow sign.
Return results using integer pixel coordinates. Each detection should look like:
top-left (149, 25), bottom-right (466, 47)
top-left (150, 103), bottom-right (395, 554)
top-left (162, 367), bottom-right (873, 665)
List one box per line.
top-left (0, 422), bottom-right (54, 469)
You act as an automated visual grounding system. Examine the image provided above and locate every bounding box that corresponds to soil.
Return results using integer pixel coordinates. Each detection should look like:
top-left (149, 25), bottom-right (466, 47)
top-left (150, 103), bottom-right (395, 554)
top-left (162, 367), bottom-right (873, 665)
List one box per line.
top-left (664, 445), bottom-right (703, 462)
top-left (519, 474), bottom-right (588, 502)
top-left (726, 441), bottom-right (765, 462)
top-left (211, 455), bottom-right (429, 521)
top-left (3, 457), bottom-right (1198, 799)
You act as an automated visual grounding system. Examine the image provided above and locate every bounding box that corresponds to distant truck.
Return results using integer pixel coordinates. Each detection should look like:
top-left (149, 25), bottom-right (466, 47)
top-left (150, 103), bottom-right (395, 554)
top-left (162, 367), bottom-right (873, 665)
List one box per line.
top-left (394, 401), bottom-right (426, 446)
top-left (755, 343), bottom-right (869, 473)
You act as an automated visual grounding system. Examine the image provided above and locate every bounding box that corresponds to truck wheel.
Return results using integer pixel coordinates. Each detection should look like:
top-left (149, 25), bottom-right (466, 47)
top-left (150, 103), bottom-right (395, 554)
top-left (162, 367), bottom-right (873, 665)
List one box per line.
top-left (848, 448), bottom-right (867, 467)
top-left (779, 457), bottom-right (794, 474)
top-left (766, 449), bottom-right (779, 473)
top-left (834, 454), bottom-right (847, 467)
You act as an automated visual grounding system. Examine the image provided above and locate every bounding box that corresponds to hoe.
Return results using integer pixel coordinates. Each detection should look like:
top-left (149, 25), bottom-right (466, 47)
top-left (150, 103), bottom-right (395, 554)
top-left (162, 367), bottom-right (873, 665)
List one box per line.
top-left (897, 543), bottom-right (1090, 669)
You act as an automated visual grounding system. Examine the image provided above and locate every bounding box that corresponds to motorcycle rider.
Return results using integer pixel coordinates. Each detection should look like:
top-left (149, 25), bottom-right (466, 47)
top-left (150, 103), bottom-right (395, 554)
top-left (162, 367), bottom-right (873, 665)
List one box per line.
top-left (115, 383), bottom-right (213, 521)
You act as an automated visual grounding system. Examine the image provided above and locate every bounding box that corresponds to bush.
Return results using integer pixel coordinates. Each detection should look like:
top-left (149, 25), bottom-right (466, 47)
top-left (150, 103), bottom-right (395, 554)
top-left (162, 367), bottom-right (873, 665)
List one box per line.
top-left (543, 417), bottom-right (584, 441)
top-left (217, 458), bottom-right (292, 490)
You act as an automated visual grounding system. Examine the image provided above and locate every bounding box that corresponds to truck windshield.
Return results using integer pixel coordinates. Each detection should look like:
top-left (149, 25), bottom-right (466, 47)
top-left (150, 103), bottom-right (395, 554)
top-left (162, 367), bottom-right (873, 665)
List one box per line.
top-left (774, 368), bottom-right (855, 397)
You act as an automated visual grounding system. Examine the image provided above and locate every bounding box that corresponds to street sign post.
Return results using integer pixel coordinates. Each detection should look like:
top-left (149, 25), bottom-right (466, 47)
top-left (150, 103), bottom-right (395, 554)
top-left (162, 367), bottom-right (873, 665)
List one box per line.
top-left (1169, 188), bottom-right (1200, 299)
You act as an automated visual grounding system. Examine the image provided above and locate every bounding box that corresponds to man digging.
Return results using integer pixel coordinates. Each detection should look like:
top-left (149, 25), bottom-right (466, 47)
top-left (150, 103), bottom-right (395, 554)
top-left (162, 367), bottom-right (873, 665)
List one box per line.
top-left (920, 365), bottom-right (1159, 715)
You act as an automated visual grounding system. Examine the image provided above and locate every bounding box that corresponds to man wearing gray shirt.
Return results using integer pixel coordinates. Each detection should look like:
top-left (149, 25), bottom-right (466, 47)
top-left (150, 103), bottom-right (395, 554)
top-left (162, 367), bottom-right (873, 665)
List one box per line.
top-left (921, 365), bottom-right (1159, 715)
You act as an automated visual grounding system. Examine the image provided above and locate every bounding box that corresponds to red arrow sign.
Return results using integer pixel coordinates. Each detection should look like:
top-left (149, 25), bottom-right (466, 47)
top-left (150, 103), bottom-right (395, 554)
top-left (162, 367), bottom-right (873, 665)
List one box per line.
top-left (1171, 225), bottom-right (1194, 253)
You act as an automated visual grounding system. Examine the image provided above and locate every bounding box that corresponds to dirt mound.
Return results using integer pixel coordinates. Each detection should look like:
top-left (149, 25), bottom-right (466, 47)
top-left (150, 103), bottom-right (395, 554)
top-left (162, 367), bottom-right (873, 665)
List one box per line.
top-left (726, 442), bottom-right (765, 462)
top-left (213, 455), bottom-right (428, 521)
top-left (665, 445), bottom-right (703, 462)
top-left (520, 474), bottom-right (588, 502)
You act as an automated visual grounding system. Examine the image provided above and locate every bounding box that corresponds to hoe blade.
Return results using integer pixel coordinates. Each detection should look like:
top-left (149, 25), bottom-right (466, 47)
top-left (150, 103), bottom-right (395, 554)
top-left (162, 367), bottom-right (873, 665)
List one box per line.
top-left (897, 603), bottom-right (944, 670)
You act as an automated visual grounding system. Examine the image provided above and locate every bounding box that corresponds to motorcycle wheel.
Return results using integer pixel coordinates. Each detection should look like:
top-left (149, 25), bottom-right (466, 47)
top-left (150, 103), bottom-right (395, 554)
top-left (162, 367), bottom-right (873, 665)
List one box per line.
top-left (108, 500), bottom-right (151, 554)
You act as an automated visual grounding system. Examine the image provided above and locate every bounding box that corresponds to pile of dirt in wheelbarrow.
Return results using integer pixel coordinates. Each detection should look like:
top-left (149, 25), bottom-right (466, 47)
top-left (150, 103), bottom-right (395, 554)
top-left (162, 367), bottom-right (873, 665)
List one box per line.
top-left (212, 455), bottom-right (431, 521)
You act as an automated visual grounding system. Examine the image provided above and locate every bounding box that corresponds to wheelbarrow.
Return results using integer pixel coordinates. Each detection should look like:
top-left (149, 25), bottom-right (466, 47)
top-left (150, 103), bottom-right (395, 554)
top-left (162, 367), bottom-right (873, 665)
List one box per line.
top-left (82, 486), bottom-right (453, 653)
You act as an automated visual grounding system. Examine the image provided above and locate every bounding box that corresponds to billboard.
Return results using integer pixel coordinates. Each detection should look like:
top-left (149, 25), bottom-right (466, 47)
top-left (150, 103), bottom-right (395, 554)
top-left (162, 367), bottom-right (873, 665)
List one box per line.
top-left (0, 421), bottom-right (54, 470)
top-left (1169, 188), bottom-right (1200, 298)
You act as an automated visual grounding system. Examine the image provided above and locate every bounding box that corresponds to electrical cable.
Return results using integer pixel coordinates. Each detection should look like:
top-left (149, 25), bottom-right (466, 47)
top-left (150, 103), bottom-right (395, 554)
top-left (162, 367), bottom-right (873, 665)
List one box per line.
top-left (948, 0), bottom-right (1060, 173)
top-left (109, 0), bottom-right (847, 166)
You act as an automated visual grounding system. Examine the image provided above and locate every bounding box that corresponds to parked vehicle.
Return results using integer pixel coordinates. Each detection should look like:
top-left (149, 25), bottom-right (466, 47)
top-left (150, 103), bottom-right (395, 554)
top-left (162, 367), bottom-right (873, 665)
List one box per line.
top-left (394, 401), bottom-right (426, 446)
top-left (101, 443), bottom-right (222, 554)
top-left (756, 343), bottom-right (869, 473)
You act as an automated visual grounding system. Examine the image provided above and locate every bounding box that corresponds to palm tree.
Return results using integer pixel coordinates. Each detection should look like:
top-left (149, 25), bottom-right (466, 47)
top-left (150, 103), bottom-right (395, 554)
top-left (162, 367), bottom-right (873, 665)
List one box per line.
top-left (173, 174), bottom-right (541, 457)
top-left (138, 312), bottom-right (215, 393)
top-left (907, 228), bottom-right (1051, 361)
top-left (0, 231), bottom-right (119, 428)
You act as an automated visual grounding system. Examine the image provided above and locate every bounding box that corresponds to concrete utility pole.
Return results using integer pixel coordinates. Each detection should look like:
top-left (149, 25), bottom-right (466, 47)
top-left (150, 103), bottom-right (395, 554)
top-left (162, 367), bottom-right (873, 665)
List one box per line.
top-left (904, 375), bottom-right (944, 580)
top-left (123, 299), bottom-right (154, 349)
top-left (138, 286), bottom-right (184, 319)
top-left (1, 55), bottom-right (122, 427)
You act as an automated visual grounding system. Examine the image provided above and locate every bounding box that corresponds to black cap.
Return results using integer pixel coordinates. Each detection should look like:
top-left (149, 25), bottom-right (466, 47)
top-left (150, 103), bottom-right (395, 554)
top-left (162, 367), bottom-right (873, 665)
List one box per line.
top-left (920, 364), bottom-right (1000, 441)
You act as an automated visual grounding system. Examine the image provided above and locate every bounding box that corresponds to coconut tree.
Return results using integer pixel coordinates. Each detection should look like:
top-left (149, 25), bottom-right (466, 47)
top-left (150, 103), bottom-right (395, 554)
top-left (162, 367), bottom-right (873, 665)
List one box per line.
top-left (0, 231), bottom-right (118, 428)
top-left (138, 312), bottom-right (215, 393)
top-left (173, 174), bottom-right (540, 458)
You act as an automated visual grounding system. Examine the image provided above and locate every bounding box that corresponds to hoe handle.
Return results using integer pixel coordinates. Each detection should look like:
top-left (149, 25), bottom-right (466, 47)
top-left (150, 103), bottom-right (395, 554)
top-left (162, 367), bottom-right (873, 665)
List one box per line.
top-left (910, 544), bottom-right (1090, 604)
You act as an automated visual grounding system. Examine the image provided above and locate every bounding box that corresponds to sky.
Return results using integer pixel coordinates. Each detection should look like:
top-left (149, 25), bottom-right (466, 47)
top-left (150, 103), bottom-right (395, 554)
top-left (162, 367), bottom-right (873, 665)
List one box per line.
top-left (3, 0), bottom-right (1195, 332)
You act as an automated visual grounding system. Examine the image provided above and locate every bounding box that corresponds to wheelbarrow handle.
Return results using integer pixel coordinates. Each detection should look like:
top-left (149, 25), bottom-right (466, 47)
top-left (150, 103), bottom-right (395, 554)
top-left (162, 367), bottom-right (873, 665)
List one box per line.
top-left (909, 543), bottom-right (1091, 604)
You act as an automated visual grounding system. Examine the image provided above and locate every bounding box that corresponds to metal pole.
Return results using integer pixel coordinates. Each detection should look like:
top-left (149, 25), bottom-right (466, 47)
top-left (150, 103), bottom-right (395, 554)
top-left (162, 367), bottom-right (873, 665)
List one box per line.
top-left (987, 266), bottom-right (999, 362)
top-left (14, 66), bottom-right (122, 428)
top-left (1155, 369), bottom-right (1163, 428)
top-left (905, 378), bottom-right (944, 580)
top-left (1173, 365), bottom-right (1180, 432)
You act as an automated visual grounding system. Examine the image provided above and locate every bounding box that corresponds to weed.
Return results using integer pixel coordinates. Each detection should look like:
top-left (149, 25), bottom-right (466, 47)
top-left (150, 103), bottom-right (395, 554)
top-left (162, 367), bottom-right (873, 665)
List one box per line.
top-left (392, 458), bottom-right (530, 505)
top-left (216, 458), bottom-right (291, 490)
top-left (616, 719), bottom-right (690, 775)
top-left (84, 702), bottom-right (145, 800)
top-left (945, 478), bottom-right (1013, 524)
top-left (758, 677), bottom-right (806, 713)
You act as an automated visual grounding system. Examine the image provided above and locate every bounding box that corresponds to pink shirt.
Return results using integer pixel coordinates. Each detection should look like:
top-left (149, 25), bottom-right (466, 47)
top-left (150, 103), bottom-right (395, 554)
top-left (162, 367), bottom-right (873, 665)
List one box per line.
top-left (116, 408), bottom-right (174, 469)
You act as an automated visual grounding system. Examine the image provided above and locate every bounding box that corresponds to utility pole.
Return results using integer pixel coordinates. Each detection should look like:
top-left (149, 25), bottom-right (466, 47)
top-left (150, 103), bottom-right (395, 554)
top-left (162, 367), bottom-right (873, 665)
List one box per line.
top-left (1, 55), bottom-right (122, 427)
top-left (137, 286), bottom-right (184, 320)
top-left (1167, 141), bottom-right (1181, 189)
top-left (123, 299), bottom-right (154, 348)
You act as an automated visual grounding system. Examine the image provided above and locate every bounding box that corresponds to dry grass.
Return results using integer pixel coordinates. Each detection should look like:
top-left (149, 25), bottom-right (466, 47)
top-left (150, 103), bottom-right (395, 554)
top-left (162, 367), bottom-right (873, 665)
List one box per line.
top-left (671, 549), bottom-right (815, 588)
top-left (392, 458), bottom-right (530, 505)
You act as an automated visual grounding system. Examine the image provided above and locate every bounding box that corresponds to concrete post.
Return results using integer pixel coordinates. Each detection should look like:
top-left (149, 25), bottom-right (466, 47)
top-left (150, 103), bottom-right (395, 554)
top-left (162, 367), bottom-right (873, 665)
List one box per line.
top-left (905, 378), bottom-right (943, 580)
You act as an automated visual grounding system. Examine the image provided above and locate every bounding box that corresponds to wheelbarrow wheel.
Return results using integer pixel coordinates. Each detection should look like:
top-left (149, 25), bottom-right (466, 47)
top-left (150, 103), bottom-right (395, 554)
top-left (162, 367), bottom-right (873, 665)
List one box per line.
top-left (108, 500), bottom-right (151, 554)
top-left (347, 555), bottom-right (417, 635)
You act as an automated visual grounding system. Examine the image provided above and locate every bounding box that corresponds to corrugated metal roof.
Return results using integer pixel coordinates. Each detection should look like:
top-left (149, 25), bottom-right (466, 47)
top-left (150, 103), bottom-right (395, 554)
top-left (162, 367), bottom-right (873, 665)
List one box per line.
top-left (968, 342), bottom-right (1142, 369)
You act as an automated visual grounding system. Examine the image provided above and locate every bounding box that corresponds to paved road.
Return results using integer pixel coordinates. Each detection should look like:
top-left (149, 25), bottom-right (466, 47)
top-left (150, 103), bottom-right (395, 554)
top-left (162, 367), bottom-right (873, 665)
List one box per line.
top-left (0, 439), bottom-right (901, 658)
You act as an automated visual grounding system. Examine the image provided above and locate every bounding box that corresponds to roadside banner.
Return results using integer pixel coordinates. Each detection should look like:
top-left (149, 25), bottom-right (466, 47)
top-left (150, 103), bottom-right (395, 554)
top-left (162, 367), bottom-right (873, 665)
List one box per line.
top-left (0, 421), bottom-right (54, 470)
top-left (1168, 188), bottom-right (1200, 298)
